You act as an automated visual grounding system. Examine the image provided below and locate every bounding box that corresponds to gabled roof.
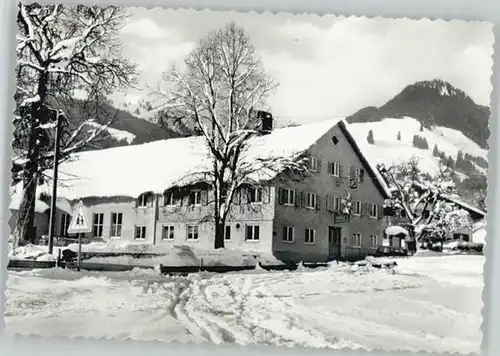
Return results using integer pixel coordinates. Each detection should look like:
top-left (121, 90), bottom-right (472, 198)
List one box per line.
top-left (39, 119), bottom-right (391, 201)
top-left (441, 194), bottom-right (486, 219)
top-left (338, 120), bottom-right (392, 199)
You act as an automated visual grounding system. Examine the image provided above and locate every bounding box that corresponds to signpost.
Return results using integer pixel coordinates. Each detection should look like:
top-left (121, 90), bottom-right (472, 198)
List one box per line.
top-left (333, 212), bottom-right (350, 224)
top-left (67, 200), bottom-right (91, 271)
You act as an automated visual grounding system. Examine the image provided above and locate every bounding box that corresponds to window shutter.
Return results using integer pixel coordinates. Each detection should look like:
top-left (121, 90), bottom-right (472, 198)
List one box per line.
top-left (316, 194), bottom-right (321, 210)
top-left (326, 195), bottom-right (331, 211)
top-left (298, 191), bottom-right (304, 207)
top-left (378, 204), bottom-right (383, 219)
top-left (327, 162), bottom-right (332, 175)
top-left (317, 159), bottom-right (322, 173)
top-left (202, 190), bottom-right (208, 205)
top-left (277, 187), bottom-right (283, 205)
top-left (241, 188), bottom-right (248, 204)
top-left (339, 164), bottom-right (343, 178)
top-left (359, 169), bottom-right (365, 182)
top-left (349, 165), bottom-right (356, 179)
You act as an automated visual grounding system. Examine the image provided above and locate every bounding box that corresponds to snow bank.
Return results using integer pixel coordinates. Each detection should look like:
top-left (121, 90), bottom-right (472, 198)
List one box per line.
top-left (394, 255), bottom-right (484, 288)
top-left (64, 240), bottom-right (283, 267)
top-left (8, 244), bottom-right (58, 262)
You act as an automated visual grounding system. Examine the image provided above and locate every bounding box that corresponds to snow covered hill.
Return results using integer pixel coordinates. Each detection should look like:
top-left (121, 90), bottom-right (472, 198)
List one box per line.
top-left (348, 117), bottom-right (488, 178)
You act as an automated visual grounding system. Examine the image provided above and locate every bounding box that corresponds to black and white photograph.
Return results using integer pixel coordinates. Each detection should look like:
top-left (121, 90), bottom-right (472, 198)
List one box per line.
top-left (6, 3), bottom-right (493, 355)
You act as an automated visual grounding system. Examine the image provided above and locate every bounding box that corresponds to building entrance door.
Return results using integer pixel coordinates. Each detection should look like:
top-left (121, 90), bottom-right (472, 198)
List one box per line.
top-left (328, 226), bottom-right (342, 260)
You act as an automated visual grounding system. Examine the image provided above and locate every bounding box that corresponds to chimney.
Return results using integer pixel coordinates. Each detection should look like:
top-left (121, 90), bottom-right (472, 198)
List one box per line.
top-left (257, 110), bottom-right (273, 135)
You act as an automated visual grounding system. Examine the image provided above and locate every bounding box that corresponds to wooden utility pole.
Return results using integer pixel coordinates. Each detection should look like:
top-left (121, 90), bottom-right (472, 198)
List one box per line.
top-left (47, 111), bottom-right (63, 255)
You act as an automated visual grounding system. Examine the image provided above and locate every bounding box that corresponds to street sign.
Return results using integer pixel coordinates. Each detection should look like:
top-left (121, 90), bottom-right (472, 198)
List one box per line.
top-left (349, 178), bottom-right (358, 189)
top-left (67, 200), bottom-right (92, 234)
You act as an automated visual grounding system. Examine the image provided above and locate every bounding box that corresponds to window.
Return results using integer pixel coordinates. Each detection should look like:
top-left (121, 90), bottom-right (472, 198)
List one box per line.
top-left (370, 235), bottom-right (378, 248)
top-left (189, 190), bottom-right (202, 206)
top-left (110, 212), bottom-right (123, 237)
top-left (351, 167), bottom-right (365, 183)
top-left (137, 193), bottom-right (153, 208)
top-left (282, 226), bottom-right (294, 243)
top-left (162, 225), bottom-right (175, 240)
top-left (305, 228), bottom-right (316, 244)
top-left (305, 192), bottom-right (317, 209)
top-left (187, 225), bottom-right (199, 240)
top-left (164, 191), bottom-right (178, 206)
top-left (245, 225), bottom-right (260, 241)
top-left (225, 225), bottom-right (231, 240)
top-left (284, 188), bottom-right (295, 205)
top-left (353, 201), bottom-right (361, 215)
top-left (352, 233), bottom-right (362, 247)
top-left (248, 187), bottom-right (263, 203)
top-left (135, 225), bottom-right (146, 240)
top-left (333, 197), bottom-right (342, 211)
top-left (328, 161), bottom-right (340, 177)
top-left (60, 213), bottom-right (71, 236)
top-left (369, 204), bottom-right (378, 218)
top-left (92, 213), bottom-right (104, 237)
top-left (308, 156), bottom-right (318, 172)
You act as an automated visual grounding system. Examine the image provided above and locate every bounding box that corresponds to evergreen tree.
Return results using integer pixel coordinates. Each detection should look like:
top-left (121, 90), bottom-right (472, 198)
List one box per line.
top-left (419, 123), bottom-right (424, 132)
top-left (397, 131), bottom-right (401, 141)
top-left (433, 144), bottom-right (439, 157)
top-left (367, 129), bottom-right (374, 144)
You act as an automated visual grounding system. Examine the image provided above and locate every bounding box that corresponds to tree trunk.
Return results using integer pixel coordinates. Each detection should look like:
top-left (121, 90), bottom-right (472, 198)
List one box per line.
top-left (214, 217), bottom-right (225, 249)
top-left (15, 131), bottom-right (41, 246)
top-left (15, 72), bottom-right (49, 246)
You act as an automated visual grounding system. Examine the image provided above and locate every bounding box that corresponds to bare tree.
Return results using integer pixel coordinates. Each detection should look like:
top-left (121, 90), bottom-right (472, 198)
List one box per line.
top-left (14, 3), bottom-right (137, 245)
top-left (155, 22), bottom-right (306, 249)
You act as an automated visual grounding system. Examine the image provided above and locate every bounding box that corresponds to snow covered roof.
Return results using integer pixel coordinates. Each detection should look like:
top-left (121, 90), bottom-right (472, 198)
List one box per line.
top-left (441, 194), bottom-right (486, 219)
top-left (9, 196), bottom-right (50, 213)
top-left (385, 226), bottom-right (409, 236)
top-left (41, 118), bottom-right (391, 201)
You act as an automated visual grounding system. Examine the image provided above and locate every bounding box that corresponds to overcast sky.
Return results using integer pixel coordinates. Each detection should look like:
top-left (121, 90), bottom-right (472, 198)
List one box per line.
top-left (116, 8), bottom-right (494, 124)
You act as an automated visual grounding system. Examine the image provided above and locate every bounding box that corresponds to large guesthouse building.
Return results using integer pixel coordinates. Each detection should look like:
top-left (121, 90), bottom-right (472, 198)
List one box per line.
top-left (10, 117), bottom-right (397, 262)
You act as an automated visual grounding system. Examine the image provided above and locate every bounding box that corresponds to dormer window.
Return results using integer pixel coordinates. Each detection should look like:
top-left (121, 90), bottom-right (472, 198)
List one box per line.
top-left (137, 192), bottom-right (154, 208)
top-left (164, 190), bottom-right (179, 207)
top-left (247, 187), bottom-right (263, 203)
top-left (189, 190), bottom-right (202, 206)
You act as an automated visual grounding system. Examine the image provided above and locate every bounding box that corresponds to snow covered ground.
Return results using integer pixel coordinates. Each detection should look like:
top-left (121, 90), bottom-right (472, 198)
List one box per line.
top-left (6, 255), bottom-right (483, 354)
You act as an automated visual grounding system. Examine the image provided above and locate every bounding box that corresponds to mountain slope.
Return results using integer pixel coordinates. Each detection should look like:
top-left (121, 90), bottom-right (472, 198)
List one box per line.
top-left (57, 99), bottom-right (188, 150)
top-left (347, 79), bottom-right (490, 149)
top-left (349, 117), bottom-right (487, 178)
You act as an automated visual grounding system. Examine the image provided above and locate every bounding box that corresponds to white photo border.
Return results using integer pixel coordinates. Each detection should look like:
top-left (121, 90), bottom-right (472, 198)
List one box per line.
top-left (1, 1), bottom-right (498, 356)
